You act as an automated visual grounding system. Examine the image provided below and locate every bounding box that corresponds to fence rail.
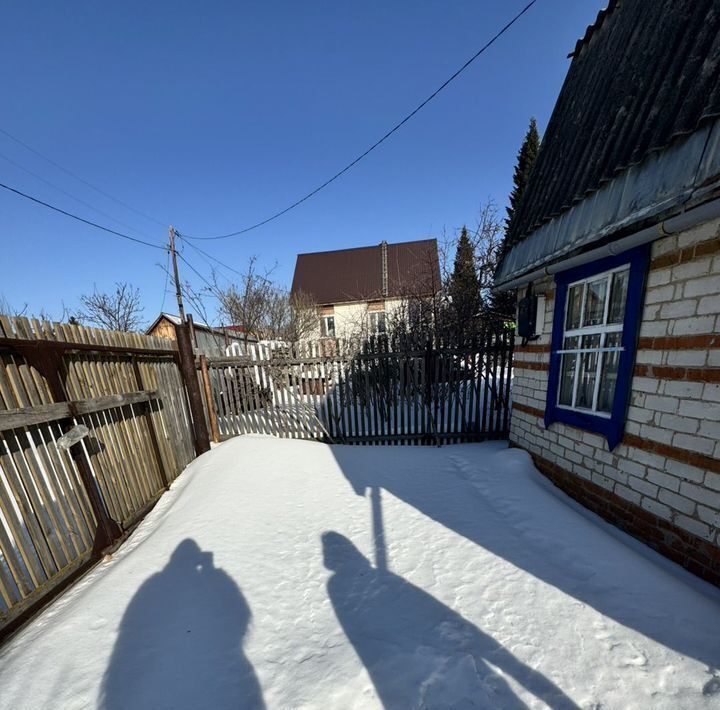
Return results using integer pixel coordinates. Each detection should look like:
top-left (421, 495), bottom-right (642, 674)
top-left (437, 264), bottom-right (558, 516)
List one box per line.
top-left (0, 316), bottom-right (196, 638)
top-left (200, 331), bottom-right (514, 446)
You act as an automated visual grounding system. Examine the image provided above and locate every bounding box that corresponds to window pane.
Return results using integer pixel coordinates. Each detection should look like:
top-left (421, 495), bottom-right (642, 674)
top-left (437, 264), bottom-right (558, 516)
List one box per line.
top-left (566, 284), bottom-right (583, 330)
top-left (597, 333), bottom-right (622, 412)
top-left (563, 335), bottom-right (579, 350)
top-left (582, 278), bottom-right (607, 327)
top-left (605, 331), bottom-right (622, 349)
top-left (581, 333), bottom-right (601, 349)
top-left (576, 348), bottom-right (599, 408)
top-left (608, 270), bottom-right (629, 324)
top-left (377, 313), bottom-right (386, 334)
top-left (559, 353), bottom-right (577, 406)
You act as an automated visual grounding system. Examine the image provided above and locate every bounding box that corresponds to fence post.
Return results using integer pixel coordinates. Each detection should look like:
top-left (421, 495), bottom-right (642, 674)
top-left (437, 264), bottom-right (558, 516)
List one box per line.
top-left (200, 354), bottom-right (221, 443)
top-left (175, 318), bottom-right (211, 456)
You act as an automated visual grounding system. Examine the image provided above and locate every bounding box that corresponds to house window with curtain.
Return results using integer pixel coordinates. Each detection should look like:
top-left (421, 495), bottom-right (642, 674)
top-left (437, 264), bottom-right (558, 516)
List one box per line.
top-left (545, 244), bottom-right (650, 449)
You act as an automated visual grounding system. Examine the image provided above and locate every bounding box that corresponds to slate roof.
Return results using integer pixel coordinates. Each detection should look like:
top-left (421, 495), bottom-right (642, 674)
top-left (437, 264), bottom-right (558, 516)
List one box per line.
top-left (291, 239), bottom-right (440, 305)
top-left (508, 0), bottom-right (720, 245)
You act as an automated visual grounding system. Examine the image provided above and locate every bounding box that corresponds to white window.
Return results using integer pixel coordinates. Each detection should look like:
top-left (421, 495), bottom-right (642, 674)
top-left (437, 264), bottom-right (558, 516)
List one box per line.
top-left (321, 315), bottom-right (335, 338)
top-left (369, 311), bottom-right (386, 335)
top-left (557, 265), bottom-right (630, 416)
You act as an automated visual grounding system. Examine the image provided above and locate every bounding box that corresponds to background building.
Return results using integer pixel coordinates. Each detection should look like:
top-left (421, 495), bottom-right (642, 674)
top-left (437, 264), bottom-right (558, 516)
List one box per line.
top-left (291, 239), bottom-right (441, 339)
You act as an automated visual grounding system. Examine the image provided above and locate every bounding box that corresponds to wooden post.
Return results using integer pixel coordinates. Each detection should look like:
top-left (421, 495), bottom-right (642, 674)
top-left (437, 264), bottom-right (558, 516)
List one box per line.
top-left (169, 226), bottom-right (186, 323)
top-left (175, 318), bottom-right (211, 456)
top-left (200, 354), bottom-right (221, 443)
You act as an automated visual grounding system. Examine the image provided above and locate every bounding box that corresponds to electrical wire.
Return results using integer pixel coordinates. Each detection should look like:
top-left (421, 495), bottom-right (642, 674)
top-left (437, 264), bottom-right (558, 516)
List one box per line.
top-left (0, 126), bottom-right (168, 229)
top-left (0, 150), bottom-right (160, 242)
top-left (175, 251), bottom-right (219, 293)
top-left (175, 232), bottom-right (246, 280)
top-left (159, 247), bottom-right (171, 313)
top-left (181, 0), bottom-right (539, 241)
top-left (0, 181), bottom-right (166, 250)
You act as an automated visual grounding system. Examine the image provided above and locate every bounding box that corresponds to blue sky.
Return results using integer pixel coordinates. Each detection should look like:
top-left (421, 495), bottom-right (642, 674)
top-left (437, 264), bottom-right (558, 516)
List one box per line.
top-left (0, 0), bottom-right (604, 325)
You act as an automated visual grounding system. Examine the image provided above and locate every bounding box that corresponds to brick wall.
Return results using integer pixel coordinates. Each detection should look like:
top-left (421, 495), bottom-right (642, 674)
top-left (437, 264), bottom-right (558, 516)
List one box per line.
top-left (510, 216), bottom-right (720, 585)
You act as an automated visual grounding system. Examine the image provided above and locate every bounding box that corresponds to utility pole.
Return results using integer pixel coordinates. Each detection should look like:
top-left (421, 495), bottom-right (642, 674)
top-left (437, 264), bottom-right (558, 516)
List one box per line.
top-left (169, 225), bottom-right (186, 323)
top-left (168, 224), bottom-right (210, 455)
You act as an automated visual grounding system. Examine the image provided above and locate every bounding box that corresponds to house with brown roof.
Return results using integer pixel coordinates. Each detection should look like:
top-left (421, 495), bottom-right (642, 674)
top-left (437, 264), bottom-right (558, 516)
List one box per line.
top-left (494, 0), bottom-right (720, 585)
top-left (291, 239), bottom-right (441, 339)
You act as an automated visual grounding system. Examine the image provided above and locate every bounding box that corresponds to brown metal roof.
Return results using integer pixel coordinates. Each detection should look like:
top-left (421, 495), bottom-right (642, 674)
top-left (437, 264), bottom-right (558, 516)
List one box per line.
top-left (291, 239), bottom-right (440, 305)
top-left (508, 0), bottom-right (720, 245)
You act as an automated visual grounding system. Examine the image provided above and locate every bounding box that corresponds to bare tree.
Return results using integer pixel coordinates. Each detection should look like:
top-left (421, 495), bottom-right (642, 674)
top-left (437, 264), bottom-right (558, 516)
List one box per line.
top-left (284, 290), bottom-right (320, 343)
top-left (75, 282), bottom-right (145, 332)
top-left (215, 257), bottom-right (276, 342)
top-left (467, 201), bottom-right (505, 306)
top-left (0, 293), bottom-right (28, 318)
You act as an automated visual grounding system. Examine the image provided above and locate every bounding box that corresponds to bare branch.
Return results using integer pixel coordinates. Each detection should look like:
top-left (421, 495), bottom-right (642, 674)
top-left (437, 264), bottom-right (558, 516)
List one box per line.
top-left (75, 282), bottom-right (145, 332)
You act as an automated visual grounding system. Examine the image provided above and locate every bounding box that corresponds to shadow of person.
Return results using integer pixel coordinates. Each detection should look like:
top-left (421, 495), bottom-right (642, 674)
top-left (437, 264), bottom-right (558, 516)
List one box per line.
top-left (100, 539), bottom-right (264, 710)
top-left (322, 532), bottom-right (577, 710)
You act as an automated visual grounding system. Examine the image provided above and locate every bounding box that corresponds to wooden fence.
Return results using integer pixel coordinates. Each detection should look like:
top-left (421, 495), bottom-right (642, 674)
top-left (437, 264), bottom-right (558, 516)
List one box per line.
top-left (0, 316), bottom-right (196, 638)
top-left (200, 330), bottom-right (514, 445)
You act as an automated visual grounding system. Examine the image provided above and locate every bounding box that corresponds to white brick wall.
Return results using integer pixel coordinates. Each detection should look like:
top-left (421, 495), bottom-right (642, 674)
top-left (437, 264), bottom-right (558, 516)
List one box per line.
top-left (509, 217), bottom-right (720, 547)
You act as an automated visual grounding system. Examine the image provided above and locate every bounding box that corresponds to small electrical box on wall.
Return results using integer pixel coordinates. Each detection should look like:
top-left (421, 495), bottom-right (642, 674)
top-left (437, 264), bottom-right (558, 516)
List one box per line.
top-left (517, 292), bottom-right (545, 340)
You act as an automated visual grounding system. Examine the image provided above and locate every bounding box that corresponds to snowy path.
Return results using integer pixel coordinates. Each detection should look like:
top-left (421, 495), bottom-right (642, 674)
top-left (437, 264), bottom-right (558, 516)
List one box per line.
top-left (1, 437), bottom-right (719, 709)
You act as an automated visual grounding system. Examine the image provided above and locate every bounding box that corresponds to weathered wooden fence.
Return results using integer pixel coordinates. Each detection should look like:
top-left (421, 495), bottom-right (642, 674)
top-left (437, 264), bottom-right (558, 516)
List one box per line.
top-left (200, 330), bottom-right (514, 445)
top-left (0, 316), bottom-right (196, 638)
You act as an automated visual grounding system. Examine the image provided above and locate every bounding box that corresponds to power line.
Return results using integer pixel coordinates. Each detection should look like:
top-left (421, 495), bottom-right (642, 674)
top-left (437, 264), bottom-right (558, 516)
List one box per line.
top-left (0, 126), bottom-right (168, 229)
top-left (181, 0), bottom-right (539, 241)
top-left (176, 251), bottom-right (218, 293)
top-left (0, 181), bottom-right (166, 250)
top-left (176, 232), bottom-right (246, 280)
top-left (159, 247), bottom-right (171, 313)
top-left (0, 150), bottom-right (160, 242)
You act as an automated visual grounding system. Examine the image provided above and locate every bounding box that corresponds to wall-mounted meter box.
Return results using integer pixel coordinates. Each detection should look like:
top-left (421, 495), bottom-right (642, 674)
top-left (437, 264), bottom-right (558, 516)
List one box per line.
top-left (517, 294), bottom-right (546, 340)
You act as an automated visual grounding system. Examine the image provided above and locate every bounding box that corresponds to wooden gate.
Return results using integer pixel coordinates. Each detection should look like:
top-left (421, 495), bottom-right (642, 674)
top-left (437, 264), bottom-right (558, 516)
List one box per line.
top-left (200, 330), bottom-right (514, 445)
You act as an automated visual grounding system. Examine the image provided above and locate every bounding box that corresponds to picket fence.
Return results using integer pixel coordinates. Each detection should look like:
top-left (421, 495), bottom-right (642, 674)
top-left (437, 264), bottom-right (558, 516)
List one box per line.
top-left (200, 330), bottom-right (514, 445)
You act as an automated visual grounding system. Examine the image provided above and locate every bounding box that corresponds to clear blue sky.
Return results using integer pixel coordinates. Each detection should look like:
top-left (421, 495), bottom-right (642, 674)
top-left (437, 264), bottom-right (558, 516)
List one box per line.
top-left (1, 0), bottom-right (604, 325)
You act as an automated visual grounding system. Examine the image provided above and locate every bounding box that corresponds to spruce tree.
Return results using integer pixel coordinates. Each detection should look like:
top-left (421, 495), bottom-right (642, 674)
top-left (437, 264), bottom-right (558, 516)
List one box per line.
top-left (505, 117), bottom-right (540, 237)
top-left (491, 117), bottom-right (540, 318)
top-left (448, 226), bottom-right (480, 333)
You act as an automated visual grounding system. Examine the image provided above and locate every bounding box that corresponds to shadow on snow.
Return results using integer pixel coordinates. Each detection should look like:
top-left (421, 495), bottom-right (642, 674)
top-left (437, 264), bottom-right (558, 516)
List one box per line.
top-left (323, 531), bottom-right (578, 709)
top-left (100, 539), bottom-right (264, 710)
top-left (330, 444), bottom-right (720, 671)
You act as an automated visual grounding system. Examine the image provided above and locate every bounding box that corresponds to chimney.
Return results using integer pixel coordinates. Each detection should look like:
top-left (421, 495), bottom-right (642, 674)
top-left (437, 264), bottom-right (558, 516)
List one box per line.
top-left (380, 240), bottom-right (388, 297)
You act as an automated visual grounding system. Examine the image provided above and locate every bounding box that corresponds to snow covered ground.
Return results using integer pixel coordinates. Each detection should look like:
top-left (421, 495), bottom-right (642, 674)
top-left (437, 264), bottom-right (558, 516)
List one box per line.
top-left (1, 436), bottom-right (719, 709)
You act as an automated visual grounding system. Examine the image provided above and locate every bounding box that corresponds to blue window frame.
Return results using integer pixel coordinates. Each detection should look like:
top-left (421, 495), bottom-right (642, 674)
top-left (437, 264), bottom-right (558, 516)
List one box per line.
top-left (545, 244), bottom-right (650, 450)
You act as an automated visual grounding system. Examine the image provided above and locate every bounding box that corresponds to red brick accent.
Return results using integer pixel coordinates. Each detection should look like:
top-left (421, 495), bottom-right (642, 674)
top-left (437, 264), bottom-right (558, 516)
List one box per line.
top-left (634, 364), bottom-right (720, 382)
top-left (624, 433), bottom-right (720, 475)
top-left (638, 334), bottom-right (720, 351)
top-left (514, 360), bottom-right (550, 372)
top-left (514, 343), bottom-right (551, 354)
top-left (513, 402), bottom-right (545, 419)
top-left (526, 451), bottom-right (720, 587)
top-left (649, 236), bottom-right (720, 270)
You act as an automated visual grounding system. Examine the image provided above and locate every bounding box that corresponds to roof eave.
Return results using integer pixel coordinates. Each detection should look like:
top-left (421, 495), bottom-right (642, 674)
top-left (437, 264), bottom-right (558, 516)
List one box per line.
top-left (495, 119), bottom-right (720, 287)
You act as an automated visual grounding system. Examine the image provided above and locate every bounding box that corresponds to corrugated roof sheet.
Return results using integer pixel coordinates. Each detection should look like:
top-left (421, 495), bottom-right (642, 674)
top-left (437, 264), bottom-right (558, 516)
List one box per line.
top-left (291, 239), bottom-right (440, 304)
top-left (508, 0), bottom-right (720, 244)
